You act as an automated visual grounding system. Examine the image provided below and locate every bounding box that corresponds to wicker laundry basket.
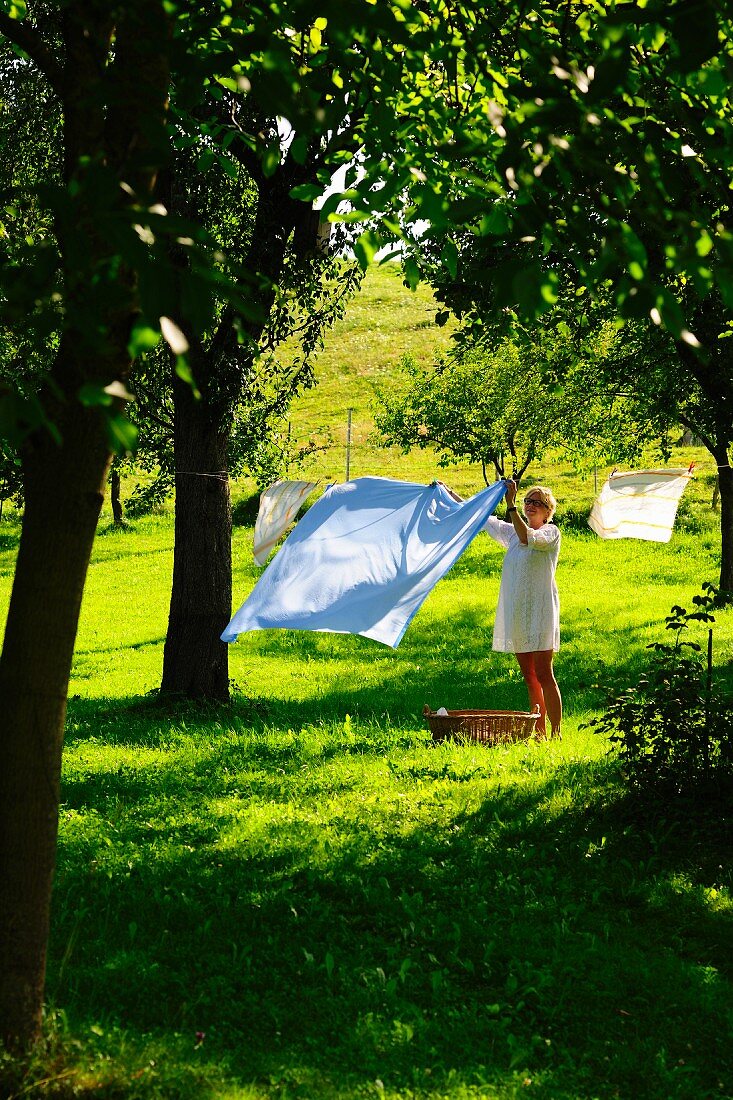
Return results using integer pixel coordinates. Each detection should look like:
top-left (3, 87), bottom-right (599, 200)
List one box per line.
top-left (423, 704), bottom-right (541, 746)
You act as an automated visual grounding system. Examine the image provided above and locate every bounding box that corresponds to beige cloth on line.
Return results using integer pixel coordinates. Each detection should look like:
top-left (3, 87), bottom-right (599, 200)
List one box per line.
top-left (588, 469), bottom-right (692, 543)
top-left (253, 479), bottom-right (318, 565)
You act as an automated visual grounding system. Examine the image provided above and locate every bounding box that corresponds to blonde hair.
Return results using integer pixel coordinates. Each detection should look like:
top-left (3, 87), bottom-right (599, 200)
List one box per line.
top-left (523, 485), bottom-right (557, 521)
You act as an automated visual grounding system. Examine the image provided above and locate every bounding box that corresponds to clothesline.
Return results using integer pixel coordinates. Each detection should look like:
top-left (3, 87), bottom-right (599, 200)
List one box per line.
top-left (223, 478), bottom-right (508, 648)
top-left (218, 467), bottom-right (698, 650)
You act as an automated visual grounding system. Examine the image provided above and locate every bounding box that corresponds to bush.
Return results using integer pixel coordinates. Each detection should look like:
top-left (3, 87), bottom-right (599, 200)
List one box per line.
top-left (232, 490), bottom-right (315, 528)
top-left (674, 492), bottom-right (706, 535)
top-left (556, 505), bottom-right (593, 532)
top-left (232, 493), bottom-right (261, 527)
top-left (585, 585), bottom-right (733, 797)
top-left (125, 474), bottom-right (172, 517)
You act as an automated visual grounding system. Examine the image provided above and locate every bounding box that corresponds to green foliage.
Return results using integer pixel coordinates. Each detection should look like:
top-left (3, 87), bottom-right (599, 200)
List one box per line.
top-left (391, 1), bottom-right (733, 338)
top-left (225, 256), bottom-right (362, 482)
top-left (374, 336), bottom-right (663, 485)
top-left (4, 0), bottom-right (730, 456)
top-left (0, 437), bottom-right (21, 508)
top-left (585, 586), bottom-right (733, 796)
top-left (125, 475), bottom-right (173, 520)
top-left (231, 415), bottom-right (332, 491)
top-left (581, 291), bottom-right (730, 459)
top-left (2, 0), bottom-right (733, 455)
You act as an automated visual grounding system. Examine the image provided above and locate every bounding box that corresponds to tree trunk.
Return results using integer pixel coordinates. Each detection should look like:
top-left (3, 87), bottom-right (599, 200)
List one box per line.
top-left (717, 461), bottom-right (733, 602)
top-left (0, 409), bottom-right (111, 1048)
top-left (110, 466), bottom-right (123, 525)
top-left (159, 163), bottom-right (302, 701)
top-left (160, 371), bottom-right (232, 700)
top-left (0, 0), bottom-right (171, 1048)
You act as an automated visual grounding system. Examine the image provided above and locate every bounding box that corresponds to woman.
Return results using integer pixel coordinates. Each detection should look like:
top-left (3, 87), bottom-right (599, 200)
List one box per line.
top-left (484, 480), bottom-right (562, 739)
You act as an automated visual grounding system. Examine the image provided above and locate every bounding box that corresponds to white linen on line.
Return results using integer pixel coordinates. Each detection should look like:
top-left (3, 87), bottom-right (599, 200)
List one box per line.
top-left (252, 479), bottom-right (318, 565)
top-left (223, 476), bottom-right (507, 648)
top-left (588, 469), bottom-right (692, 543)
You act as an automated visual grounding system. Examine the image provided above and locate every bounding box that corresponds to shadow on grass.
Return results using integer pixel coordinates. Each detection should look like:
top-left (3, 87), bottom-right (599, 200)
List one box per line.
top-left (0, 529), bottom-right (20, 552)
top-left (60, 601), bottom-right (661, 756)
top-left (50, 716), bottom-right (733, 1099)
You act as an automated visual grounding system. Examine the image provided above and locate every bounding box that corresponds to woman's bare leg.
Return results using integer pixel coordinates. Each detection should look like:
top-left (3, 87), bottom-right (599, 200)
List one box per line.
top-left (534, 649), bottom-right (562, 738)
top-left (515, 651), bottom-right (546, 737)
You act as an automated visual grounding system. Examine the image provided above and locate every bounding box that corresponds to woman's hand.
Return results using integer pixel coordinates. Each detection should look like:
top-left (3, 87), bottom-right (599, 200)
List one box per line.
top-left (502, 478), bottom-right (527, 543)
top-left (435, 480), bottom-right (462, 502)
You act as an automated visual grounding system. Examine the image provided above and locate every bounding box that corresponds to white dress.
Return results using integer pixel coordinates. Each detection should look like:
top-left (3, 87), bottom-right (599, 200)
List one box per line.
top-left (484, 516), bottom-right (561, 653)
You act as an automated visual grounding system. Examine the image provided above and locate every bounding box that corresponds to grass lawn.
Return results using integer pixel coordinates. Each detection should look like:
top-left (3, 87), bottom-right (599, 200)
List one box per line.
top-left (1, 266), bottom-right (732, 1098)
top-left (1, 508), bottom-right (732, 1100)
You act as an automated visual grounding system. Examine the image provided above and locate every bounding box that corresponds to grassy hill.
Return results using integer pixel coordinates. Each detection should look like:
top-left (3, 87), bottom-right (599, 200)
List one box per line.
top-left (273, 262), bottom-right (716, 515)
top-left (283, 262), bottom-right (456, 486)
top-left (108, 260), bottom-right (718, 518)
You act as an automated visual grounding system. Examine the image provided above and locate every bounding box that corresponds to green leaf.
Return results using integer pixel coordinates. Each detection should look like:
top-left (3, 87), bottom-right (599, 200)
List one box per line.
top-left (653, 288), bottom-right (687, 339)
top-left (127, 322), bottom-right (161, 359)
top-left (353, 230), bottom-right (380, 270)
top-left (511, 263), bottom-right (558, 314)
top-left (717, 270), bottom-right (733, 312)
top-left (78, 383), bottom-right (114, 408)
top-left (619, 224), bottom-right (648, 273)
top-left (289, 183), bottom-right (324, 202)
top-left (320, 191), bottom-right (351, 219)
top-left (175, 357), bottom-right (201, 398)
top-left (671, 1), bottom-right (720, 71)
top-left (478, 206), bottom-right (510, 237)
top-left (441, 239), bottom-right (458, 279)
top-left (589, 49), bottom-right (629, 99)
top-left (618, 283), bottom-right (656, 320)
top-left (261, 144), bottom-right (281, 178)
top-left (289, 135), bottom-right (309, 165)
top-left (403, 256), bottom-right (420, 291)
top-left (197, 150), bottom-right (217, 174)
top-left (106, 413), bottom-right (138, 456)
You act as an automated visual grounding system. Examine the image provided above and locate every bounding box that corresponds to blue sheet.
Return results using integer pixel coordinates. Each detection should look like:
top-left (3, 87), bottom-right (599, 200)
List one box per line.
top-left (222, 476), bottom-right (507, 648)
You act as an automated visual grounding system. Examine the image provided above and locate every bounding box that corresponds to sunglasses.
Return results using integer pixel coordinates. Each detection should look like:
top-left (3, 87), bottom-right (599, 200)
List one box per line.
top-left (523, 497), bottom-right (547, 508)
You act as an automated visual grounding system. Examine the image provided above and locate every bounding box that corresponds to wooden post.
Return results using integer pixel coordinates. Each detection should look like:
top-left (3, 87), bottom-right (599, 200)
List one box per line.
top-left (703, 626), bottom-right (713, 780)
top-left (346, 408), bottom-right (353, 482)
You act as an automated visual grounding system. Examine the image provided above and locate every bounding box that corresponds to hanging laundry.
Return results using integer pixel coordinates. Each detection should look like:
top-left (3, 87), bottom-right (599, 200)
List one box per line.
top-left (224, 476), bottom-right (507, 648)
top-left (252, 479), bottom-right (318, 565)
top-left (588, 468), bottom-right (693, 543)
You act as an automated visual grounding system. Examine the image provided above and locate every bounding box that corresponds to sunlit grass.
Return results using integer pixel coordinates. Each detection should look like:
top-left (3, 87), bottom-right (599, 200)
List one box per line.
top-left (1, 502), bottom-right (731, 1097)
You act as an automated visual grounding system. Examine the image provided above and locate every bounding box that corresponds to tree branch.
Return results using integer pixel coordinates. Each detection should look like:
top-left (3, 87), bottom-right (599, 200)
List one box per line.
top-left (0, 14), bottom-right (63, 95)
top-left (678, 411), bottom-right (715, 457)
